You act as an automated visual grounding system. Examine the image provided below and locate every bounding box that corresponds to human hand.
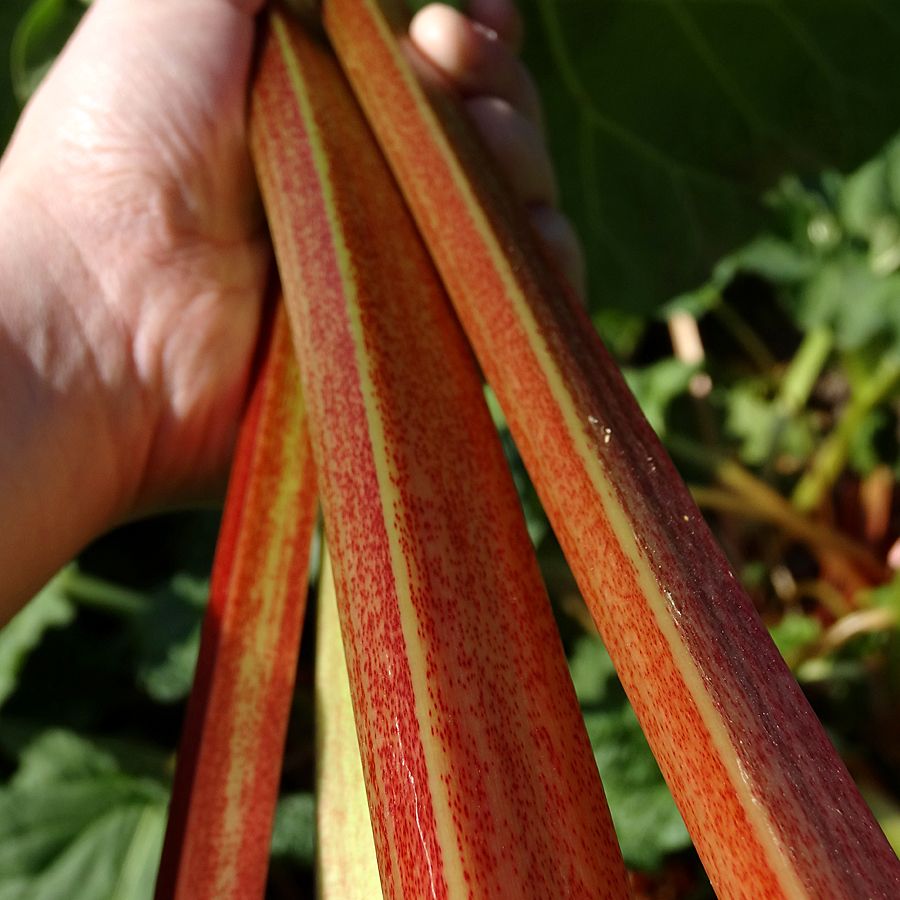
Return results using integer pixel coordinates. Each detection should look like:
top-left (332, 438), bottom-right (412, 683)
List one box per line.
top-left (0, 0), bottom-right (582, 612)
top-left (409, 0), bottom-right (585, 297)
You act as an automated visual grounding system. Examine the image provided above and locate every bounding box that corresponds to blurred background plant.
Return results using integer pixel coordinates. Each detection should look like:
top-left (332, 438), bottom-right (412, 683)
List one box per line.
top-left (1, 1), bottom-right (899, 896)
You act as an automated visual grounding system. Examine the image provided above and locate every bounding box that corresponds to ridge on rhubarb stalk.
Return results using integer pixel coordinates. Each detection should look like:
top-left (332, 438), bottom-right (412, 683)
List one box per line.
top-left (321, 0), bottom-right (900, 896)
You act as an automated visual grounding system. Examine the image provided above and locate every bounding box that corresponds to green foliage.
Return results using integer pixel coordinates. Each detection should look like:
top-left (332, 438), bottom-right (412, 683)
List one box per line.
top-left (0, 569), bottom-right (74, 708)
top-left (132, 576), bottom-right (207, 704)
top-left (0, 0), bottom-right (37, 144)
top-left (864, 573), bottom-right (900, 618)
top-left (624, 358), bottom-right (696, 437)
top-left (10, 0), bottom-right (87, 104)
top-left (0, 0), bottom-right (86, 145)
top-left (270, 793), bottom-right (316, 866)
top-left (691, 134), bottom-right (900, 362)
top-left (524, 0), bottom-right (900, 315)
top-left (719, 377), bottom-right (816, 468)
top-left (768, 612), bottom-right (822, 669)
top-left (658, 130), bottom-right (900, 498)
top-left (0, 561), bottom-right (206, 897)
top-left (0, 730), bottom-right (168, 900)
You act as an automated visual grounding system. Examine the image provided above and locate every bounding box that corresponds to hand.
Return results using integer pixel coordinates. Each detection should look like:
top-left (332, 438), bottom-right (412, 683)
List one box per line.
top-left (0, 0), bottom-right (582, 614)
top-left (410, 0), bottom-right (585, 297)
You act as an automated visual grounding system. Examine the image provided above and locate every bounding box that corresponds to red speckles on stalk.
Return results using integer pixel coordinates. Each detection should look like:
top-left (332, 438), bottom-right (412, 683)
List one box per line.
top-left (250, 10), bottom-right (629, 898)
top-left (323, 0), bottom-right (900, 896)
top-left (157, 306), bottom-right (318, 899)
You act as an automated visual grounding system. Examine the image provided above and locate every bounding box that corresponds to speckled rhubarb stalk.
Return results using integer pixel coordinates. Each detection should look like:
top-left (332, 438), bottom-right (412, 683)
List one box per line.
top-left (250, 11), bottom-right (629, 898)
top-left (156, 305), bottom-right (317, 900)
top-left (322, 0), bottom-right (900, 896)
top-left (315, 545), bottom-right (383, 899)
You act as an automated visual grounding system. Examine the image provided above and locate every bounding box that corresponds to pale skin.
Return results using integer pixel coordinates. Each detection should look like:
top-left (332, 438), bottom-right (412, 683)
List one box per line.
top-left (0, 0), bottom-right (584, 622)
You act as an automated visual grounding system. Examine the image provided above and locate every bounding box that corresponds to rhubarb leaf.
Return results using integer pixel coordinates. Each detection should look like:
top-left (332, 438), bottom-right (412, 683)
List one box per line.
top-left (524, 0), bottom-right (900, 313)
top-left (0, 570), bottom-right (74, 708)
top-left (623, 358), bottom-right (696, 438)
top-left (0, 731), bottom-right (167, 900)
top-left (131, 576), bottom-right (207, 704)
top-left (270, 793), bottom-right (316, 866)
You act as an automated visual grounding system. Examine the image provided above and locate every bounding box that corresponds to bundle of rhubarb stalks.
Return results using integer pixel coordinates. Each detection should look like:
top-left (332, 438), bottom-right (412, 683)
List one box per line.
top-left (154, 2), bottom-right (900, 897)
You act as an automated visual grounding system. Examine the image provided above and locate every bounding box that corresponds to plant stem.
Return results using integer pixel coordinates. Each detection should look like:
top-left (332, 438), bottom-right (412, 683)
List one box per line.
top-left (793, 579), bottom-right (853, 618)
top-left (676, 438), bottom-right (888, 585)
top-left (778, 325), bottom-right (832, 416)
top-left (793, 355), bottom-right (900, 513)
top-left (62, 568), bottom-right (149, 615)
top-left (817, 606), bottom-right (897, 655)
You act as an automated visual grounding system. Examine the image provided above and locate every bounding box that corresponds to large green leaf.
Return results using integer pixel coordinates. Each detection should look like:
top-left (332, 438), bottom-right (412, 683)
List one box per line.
top-left (523, 0), bottom-right (900, 314)
top-left (269, 792), bottom-right (316, 866)
top-left (0, 731), bottom-right (167, 900)
top-left (131, 575), bottom-right (207, 704)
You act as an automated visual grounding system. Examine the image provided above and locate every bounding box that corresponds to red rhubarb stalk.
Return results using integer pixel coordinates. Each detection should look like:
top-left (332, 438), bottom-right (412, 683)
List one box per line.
top-left (156, 304), bottom-right (318, 899)
top-left (322, 0), bottom-right (900, 895)
top-left (250, 11), bottom-right (629, 897)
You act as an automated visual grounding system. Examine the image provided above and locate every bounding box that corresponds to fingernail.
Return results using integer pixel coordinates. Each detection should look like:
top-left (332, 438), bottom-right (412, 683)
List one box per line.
top-left (472, 22), bottom-right (499, 42)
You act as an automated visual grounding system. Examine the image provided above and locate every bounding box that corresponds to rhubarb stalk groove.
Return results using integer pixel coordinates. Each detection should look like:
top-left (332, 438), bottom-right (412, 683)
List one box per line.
top-left (250, 10), bottom-right (629, 898)
top-left (322, 0), bottom-right (900, 896)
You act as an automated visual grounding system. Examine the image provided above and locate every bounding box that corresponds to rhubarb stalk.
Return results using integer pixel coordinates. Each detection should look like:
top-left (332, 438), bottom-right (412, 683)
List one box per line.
top-left (156, 305), bottom-right (318, 899)
top-left (250, 11), bottom-right (629, 897)
top-left (322, 0), bottom-right (900, 895)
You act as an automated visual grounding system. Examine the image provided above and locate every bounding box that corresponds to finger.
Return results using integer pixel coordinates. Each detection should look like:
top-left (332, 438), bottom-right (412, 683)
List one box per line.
top-left (465, 97), bottom-right (557, 207)
top-left (410, 4), bottom-right (543, 127)
top-left (528, 205), bottom-right (587, 302)
top-left (466, 0), bottom-right (523, 52)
